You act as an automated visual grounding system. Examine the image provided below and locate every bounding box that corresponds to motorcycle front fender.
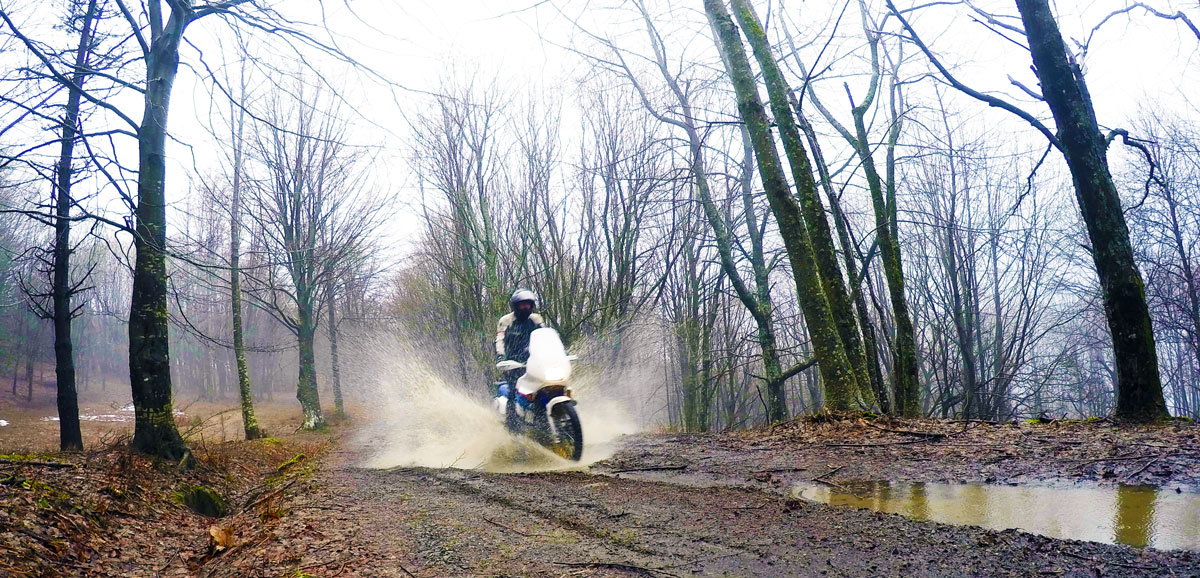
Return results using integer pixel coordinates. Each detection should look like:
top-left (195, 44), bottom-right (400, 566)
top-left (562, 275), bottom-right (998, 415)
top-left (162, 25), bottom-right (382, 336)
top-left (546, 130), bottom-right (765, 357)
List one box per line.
top-left (545, 395), bottom-right (576, 414)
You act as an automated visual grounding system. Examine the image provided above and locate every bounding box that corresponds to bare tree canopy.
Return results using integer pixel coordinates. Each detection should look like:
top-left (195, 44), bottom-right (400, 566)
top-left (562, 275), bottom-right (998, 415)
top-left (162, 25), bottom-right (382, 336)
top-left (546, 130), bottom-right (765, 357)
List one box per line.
top-left (0, 0), bottom-right (1197, 456)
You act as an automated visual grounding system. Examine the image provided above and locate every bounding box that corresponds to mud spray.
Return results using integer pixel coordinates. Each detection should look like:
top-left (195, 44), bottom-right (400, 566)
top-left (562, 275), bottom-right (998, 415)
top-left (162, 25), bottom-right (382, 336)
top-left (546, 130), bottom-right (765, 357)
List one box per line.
top-left (342, 322), bottom-right (670, 473)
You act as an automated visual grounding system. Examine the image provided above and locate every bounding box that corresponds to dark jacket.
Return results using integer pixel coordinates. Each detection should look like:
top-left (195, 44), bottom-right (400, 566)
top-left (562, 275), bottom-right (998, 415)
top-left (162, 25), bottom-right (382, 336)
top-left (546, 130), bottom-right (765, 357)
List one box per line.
top-left (495, 312), bottom-right (545, 363)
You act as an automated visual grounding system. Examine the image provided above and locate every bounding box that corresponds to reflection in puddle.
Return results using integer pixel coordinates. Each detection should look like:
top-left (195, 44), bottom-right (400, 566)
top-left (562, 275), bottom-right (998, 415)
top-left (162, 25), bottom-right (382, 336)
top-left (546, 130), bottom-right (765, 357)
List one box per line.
top-left (791, 481), bottom-right (1200, 551)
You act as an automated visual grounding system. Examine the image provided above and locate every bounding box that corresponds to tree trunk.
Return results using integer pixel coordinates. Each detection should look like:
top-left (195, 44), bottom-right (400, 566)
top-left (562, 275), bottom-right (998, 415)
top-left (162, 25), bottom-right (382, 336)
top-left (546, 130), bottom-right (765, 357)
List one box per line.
top-left (799, 113), bottom-right (889, 413)
top-left (1160, 171), bottom-right (1200, 417)
top-left (229, 85), bottom-right (261, 440)
top-left (326, 287), bottom-right (345, 419)
top-left (13, 319), bottom-right (23, 396)
top-left (731, 0), bottom-right (869, 404)
top-left (295, 302), bottom-right (324, 429)
top-left (849, 101), bottom-right (922, 417)
top-left (129, 8), bottom-right (189, 461)
top-left (629, 0), bottom-right (798, 424)
top-left (704, 0), bottom-right (859, 413)
top-left (945, 224), bottom-right (979, 419)
top-left (678, 331), bottom-right (699, 431)
top-left (989, 220), bottom-right (1010, 421)
top-left (445, 279), bottom-right (473, 394)
top-left (50, 0), bottom-right (98, 452)
top-left (687, 119), bottom-right (791, 421)
top-left (1015, 0), bottom-right (1167, 421)
top-left (679, 239), bottom-right (709, 431)
top-left (25, 350), bottom-right (34, 402)
top-left (793, 10), bottom-right (921, 416)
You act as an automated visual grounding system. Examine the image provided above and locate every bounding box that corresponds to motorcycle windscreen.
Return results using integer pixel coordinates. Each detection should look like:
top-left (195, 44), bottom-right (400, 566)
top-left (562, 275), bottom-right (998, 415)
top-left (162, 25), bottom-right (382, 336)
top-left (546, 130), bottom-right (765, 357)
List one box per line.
top-left (523, 327), bottom-right (572, 385)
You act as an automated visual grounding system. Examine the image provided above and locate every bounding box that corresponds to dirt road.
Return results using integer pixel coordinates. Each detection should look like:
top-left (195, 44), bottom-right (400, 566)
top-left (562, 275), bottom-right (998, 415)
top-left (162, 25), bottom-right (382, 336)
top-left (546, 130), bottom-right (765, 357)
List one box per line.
top-left (9, 391), bottom-right (1198, 577)
top-left (205, 418), bottom-right (1200, 577)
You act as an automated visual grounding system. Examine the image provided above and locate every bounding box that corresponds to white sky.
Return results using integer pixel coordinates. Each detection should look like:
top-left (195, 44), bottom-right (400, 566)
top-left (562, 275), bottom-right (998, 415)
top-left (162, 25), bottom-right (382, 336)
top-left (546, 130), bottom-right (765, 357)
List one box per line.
top-left (6, 0), bottom-right (1199, 257)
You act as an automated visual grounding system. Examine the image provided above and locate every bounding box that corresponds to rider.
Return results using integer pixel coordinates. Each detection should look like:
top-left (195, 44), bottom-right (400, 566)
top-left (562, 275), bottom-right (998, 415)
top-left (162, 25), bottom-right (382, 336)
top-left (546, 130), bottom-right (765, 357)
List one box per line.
top-left (496, 288), bottom-right (545, 431)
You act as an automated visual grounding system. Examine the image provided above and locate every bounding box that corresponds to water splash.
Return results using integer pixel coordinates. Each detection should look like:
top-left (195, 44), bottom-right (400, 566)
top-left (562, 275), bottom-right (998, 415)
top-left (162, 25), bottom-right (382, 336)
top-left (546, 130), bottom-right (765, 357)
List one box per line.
top-left (344, 325), bottom-right (664, 472)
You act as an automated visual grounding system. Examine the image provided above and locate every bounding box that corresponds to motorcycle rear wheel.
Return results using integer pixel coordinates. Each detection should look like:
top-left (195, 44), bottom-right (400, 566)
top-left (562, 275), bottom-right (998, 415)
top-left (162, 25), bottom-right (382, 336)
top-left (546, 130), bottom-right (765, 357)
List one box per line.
top-left (548, 403), bottom-right (583, 461)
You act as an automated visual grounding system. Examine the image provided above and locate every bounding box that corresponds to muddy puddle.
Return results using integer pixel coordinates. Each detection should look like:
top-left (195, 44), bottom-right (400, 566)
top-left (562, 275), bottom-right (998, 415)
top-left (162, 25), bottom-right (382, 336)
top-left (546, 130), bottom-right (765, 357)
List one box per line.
top-left (791, 480), bottom-right (1200, 551)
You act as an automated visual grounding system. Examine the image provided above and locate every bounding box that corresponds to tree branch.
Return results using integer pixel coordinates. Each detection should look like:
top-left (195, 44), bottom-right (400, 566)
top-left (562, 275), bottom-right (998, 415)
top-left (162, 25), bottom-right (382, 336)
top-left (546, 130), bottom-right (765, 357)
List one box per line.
top-left (885, 0), bottom-right (1062, 151)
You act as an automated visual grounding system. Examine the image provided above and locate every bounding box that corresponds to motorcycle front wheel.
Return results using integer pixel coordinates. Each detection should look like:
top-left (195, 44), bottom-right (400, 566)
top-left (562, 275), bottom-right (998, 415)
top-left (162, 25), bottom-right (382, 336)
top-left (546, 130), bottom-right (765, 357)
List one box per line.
top-left (547, 403), bottom-right (584, 461)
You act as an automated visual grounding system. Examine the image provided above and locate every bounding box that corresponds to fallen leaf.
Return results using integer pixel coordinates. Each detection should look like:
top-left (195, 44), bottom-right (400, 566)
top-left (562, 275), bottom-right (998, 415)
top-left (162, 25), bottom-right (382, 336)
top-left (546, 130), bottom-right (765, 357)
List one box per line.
top-left (208, 525), bottom-right (235, 552)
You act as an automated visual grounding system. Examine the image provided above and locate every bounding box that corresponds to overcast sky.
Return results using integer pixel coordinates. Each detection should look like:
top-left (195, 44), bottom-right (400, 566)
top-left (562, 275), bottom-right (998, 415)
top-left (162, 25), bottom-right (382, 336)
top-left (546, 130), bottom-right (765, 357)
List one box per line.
top-left (8, 0), bottom-right (1194, 254)
top-left (312, 0), bottom-right (1200, 122)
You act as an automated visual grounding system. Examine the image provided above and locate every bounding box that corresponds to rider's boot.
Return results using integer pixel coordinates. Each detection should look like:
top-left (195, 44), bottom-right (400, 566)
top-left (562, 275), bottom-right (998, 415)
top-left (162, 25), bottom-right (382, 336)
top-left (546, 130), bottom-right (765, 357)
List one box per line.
top-left (505, 387), bottom-right (522, 434)
top-left (530, 406), bottom-right (550, 444)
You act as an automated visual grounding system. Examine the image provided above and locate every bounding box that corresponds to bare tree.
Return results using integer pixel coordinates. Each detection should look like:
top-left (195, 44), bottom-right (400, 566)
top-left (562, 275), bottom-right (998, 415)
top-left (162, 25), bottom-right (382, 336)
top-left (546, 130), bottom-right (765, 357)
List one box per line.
top-left (888, 0), bottom-right (1174, 421)
top-left (566, 0), bottom-right (827, 422)
top-left (782, 0), bottom-right (920, 415)
top-left (188, 45), bottom-right (264, 437)
top-left (243, 79), bottom-right (384, 429)
top-left (3, 0), bottom-right (404, 458)
top-left (1, 0), bottom-right (105, 450)
top-left (226, 58), bottom-right (261, 437)
top-left (1126, 110), bottom-right (1200, 418)
top-left (409, 76), bottom-right (510, 391)
top-left (731, 0), bottom-right (872, 407)
top-left (704, 0), bottom-right (860, 416)
top-left (46, 0), bottom-right (100, 451)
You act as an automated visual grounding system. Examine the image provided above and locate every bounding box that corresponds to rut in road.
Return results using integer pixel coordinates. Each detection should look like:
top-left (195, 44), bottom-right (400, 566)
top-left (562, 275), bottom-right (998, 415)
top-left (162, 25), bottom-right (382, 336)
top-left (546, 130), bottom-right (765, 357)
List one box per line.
top-left (275, 445), bottom-right (1199, 578)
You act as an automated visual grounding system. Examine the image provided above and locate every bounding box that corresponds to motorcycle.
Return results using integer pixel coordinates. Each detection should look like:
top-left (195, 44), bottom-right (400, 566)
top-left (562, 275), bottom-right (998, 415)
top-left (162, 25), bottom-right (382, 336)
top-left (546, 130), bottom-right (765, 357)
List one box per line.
top-left (493, 328), bottom-right (584, 461)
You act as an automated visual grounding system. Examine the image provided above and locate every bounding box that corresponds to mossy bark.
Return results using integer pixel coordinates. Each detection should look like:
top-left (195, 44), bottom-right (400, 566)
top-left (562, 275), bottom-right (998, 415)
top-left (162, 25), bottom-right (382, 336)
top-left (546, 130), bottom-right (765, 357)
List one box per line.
top-left (857, 111), bottom-right (921, 417)
top-left (732, 0), bottom-right (869, 405)
top-left (129, 3), bottom-right (189, 461)
top-left (792, 7), bottom-right (920, 416)
top-left (229, 83), bottom-right (261, 440)
top-left (1016, 0), bottom-right (1167, 422)
top-left (326, 288), bottom-right (345, 419)
top-left (295, 302), bottom-right (324, 430)
top-left (704, 0), bottom-right (858, 412)
top-left (798, 113), bottom-right (889, 413)
top-left (679, 240), bottom-right (716, 431)
top-left (632, 0), bottom-right (797, 423)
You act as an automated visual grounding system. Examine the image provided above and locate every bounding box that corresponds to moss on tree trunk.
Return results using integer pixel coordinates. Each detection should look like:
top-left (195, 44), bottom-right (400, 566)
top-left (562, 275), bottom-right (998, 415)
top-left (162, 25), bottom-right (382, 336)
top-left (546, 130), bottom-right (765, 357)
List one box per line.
top-left (295, 306), bottom-right (324, 430)
top-left (732, 0), bottom-right (870, 404)
top-left (704, 0), bottom-right (858, 414)
top-left (129, 11), bottom-right (189, 462)
top-left (229, 92), bottom-right (261, 441)
top-left (1016, 0), bottom-right (1167, 422)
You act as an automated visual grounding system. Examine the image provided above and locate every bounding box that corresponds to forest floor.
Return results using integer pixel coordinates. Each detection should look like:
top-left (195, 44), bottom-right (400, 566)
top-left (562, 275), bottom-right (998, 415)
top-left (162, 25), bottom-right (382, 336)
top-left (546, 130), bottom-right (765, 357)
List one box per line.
top-left (597, 413), bottom-right (1200, 489)
top-left (2, 388), bottom-right (1200, 577)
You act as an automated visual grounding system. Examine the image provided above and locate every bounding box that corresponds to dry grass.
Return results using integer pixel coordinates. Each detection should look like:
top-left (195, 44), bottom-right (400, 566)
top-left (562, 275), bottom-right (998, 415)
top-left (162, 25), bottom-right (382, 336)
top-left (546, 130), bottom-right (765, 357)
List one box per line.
top-left (0, 375), bottom-right (363, 453)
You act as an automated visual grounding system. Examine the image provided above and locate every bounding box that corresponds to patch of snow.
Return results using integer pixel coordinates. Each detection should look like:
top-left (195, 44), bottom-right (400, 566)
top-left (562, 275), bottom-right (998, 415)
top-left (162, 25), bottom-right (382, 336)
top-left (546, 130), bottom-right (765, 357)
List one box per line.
top-left (39, 404), bottom-right (184, 423)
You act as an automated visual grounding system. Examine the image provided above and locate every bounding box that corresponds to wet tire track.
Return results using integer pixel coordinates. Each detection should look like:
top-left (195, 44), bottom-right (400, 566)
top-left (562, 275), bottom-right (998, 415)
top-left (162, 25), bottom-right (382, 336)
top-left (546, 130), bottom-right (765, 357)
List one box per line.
top-left (333, 462), bottom-right (1199, 577)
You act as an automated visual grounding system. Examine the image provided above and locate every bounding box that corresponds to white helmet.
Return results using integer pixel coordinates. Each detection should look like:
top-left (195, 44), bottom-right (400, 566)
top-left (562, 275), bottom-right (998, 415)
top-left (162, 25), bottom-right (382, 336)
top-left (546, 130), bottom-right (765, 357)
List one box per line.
top-left (509, 288), bottom-right (538, 311)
